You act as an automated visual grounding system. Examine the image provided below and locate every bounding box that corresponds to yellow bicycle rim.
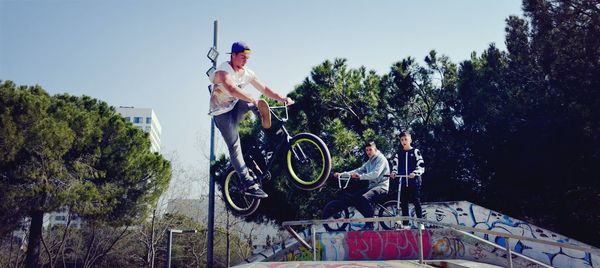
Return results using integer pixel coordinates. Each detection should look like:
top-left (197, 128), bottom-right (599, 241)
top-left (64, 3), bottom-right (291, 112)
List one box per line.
top-left (225, 171), bottom-right (248, 211)
top-left (287, 138), bottom-right (325, 185)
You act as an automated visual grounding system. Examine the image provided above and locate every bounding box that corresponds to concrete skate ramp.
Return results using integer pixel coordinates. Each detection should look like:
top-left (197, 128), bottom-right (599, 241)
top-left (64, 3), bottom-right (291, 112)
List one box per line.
top-left (239, 201), bottom-right (599, 268)
top-left (419, 201), bottom-right (598, 267)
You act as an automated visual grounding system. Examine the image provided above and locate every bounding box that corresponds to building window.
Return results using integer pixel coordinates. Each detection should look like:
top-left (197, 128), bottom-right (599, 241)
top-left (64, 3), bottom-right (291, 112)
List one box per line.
top-left (134, 117), bottom-right (142, 124)
top-left (125, 117), bottom-right (131, 122)
top-left (146, 117), bottom-right (151, 124)
top-left (145, 126), bottom-right (150, 132)
top-left (55, 216), bottom-right (66, 221)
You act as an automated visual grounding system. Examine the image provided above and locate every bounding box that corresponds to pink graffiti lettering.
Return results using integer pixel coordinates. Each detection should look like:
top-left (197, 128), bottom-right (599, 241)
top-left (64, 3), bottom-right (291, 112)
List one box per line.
top-left (346, 230), bottom-right (431, 260)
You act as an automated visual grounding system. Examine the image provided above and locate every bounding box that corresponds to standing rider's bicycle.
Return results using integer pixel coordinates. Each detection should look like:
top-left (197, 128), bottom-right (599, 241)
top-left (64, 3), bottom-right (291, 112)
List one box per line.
top-left (321, 173), bottom-right (409, 231)
top-left (222, 104), bottom-right (332, 216)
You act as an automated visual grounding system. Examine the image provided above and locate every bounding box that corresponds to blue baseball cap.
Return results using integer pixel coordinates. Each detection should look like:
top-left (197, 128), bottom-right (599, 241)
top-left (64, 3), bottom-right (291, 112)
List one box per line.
top-left (228, 41), bottom-right (251, 54)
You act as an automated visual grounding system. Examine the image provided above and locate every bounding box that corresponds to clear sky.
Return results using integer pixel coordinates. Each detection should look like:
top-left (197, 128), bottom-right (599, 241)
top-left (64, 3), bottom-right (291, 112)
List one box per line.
top-left (1, 0), bottom-right (523, 194)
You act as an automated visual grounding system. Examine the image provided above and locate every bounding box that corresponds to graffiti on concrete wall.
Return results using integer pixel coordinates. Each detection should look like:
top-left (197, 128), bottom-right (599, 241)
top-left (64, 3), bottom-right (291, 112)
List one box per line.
top-left (319, 230), bottom-right (431, 261)
top-left (347, 230), bottom-right (432, 260)
top-left (432, 236), bottom-right (466, 259)
top-left (248, 201), bottom-right (596, 267)
top-left (315, 227), bottom-right (546, 267)
top-left (414, 201), bottom-right (598, 268)
top-left (282, 241), bottom-right (319, 261)
top-left (320, 232), bottom-right (347, 261)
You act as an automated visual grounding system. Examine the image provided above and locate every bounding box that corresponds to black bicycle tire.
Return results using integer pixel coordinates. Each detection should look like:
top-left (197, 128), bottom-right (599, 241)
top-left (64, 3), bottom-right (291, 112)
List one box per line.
top-left (378, 200), bottom-right (400, 230)
top-left (285, 133), bottom-right (332, 190)
top-left (222, 168), bottom-right (261, 216)
top-left (321, 200), bottom-right (350, 232)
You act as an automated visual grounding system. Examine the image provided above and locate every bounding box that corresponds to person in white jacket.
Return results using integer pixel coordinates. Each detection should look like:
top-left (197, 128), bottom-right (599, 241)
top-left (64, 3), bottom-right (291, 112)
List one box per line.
top-left (333, 141), bottom-right (390, 230)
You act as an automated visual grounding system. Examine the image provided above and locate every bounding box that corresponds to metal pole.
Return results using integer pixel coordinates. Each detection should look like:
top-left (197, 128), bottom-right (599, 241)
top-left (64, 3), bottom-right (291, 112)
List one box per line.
top-left (226, 211), bottom-right (230, 268)
top-left (207, 20), bottom-right (218, 268)
top-left (311, 224), bottom-right (316, 261)
top-left (396, 176), bottom-right (402, 229)
top-left (505, 237), bottom-right (513, 268)
top-left (418, 225), bottom-right (424, 264)
top-left (166, 230), bottom-right (173, 268)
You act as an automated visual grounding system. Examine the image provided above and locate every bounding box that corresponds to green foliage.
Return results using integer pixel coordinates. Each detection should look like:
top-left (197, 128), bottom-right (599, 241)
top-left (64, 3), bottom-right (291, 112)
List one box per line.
top-left (0, 81), bottom-right (172, 264)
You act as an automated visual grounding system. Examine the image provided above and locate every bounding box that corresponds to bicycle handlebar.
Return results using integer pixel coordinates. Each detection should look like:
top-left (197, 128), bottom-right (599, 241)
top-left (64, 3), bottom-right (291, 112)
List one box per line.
top-left (269, 103), bottom-right (289, 122)
top-left (335, 173), bottom-right (407, 189)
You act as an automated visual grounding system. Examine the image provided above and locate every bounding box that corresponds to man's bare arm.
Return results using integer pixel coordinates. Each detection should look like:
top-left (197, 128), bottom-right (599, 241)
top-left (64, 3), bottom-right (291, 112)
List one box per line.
top-left (214, 70), bottom-right (258, 104)
top-left (250, 79), bottom-right (294, 105)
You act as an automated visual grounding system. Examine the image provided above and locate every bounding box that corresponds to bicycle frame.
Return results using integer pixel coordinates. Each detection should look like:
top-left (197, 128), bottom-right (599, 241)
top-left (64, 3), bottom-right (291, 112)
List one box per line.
top-left (224, 102), bottom-right (332, 216)
top-left (248, 104), bottom-right (312, 184)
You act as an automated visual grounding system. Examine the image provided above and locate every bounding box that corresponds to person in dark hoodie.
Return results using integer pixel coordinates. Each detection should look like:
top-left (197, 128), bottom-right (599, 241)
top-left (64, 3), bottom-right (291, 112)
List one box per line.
top-left (391, 131), bottom-right (425, 228)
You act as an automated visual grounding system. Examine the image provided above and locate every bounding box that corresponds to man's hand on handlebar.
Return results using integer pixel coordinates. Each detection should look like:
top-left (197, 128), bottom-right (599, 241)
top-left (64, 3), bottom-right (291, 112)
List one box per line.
top-left (390, 172), bottom-right (416, 179)
top-left (333, 172), bottom-right (360, 179)
top-left (282, 97), bottom-right (295, 106)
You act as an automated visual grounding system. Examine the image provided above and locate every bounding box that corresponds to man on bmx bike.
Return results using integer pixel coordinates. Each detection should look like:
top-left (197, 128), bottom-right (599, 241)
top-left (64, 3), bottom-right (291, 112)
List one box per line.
top-left (330, 141), bottom-right (390, 230)
top-left (209, 41), bottom-right (294, 198)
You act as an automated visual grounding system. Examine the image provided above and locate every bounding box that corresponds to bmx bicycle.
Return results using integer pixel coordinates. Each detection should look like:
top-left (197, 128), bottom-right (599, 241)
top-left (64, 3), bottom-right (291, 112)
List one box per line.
top-left (222, 104), bottom-right (332, 216)
top-left (321, 173), bottom-right (409, 231)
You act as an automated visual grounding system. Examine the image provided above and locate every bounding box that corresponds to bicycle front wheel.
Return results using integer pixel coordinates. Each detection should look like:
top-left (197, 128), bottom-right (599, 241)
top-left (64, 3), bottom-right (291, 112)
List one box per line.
top-left (286, 133), bottom-right (331, 190)
top-left (378, 200), bottom-right (401, 230)
top-left (322, 200), bottom-right (349, 232)
top-left (222, 168), bottom-right (260, 216)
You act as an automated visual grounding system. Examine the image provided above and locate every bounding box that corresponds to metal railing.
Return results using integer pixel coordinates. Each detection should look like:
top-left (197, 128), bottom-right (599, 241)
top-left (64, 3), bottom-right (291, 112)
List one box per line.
top-left (282, 216), bottom-right (600, 267)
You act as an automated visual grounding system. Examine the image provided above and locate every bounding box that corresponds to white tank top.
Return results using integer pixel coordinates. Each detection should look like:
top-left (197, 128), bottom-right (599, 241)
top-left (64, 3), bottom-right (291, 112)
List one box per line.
top-left (208, 61), bottom-right (256, 116)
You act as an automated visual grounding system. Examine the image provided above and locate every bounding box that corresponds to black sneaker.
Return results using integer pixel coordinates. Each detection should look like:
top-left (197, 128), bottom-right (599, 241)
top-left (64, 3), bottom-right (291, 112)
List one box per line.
top-left (244, 184), bottom-right (268, 198)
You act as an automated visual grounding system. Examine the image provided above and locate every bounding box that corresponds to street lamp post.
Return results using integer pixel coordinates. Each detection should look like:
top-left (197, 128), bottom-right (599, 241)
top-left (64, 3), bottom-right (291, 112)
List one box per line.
top-left (206, 20), bottom-right (219, 268)
top-left (166, 229), bottom-right (197, 268)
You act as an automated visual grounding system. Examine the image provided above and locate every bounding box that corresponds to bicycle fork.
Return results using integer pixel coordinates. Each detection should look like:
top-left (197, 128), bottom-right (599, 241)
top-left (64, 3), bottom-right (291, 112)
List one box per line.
top-left (290, 141), bottom-right (314, 166)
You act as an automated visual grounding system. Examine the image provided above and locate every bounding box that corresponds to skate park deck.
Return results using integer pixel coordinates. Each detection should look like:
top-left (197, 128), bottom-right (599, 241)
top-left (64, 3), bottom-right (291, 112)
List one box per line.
top-left (235, 259), bottom-right (504, 267)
